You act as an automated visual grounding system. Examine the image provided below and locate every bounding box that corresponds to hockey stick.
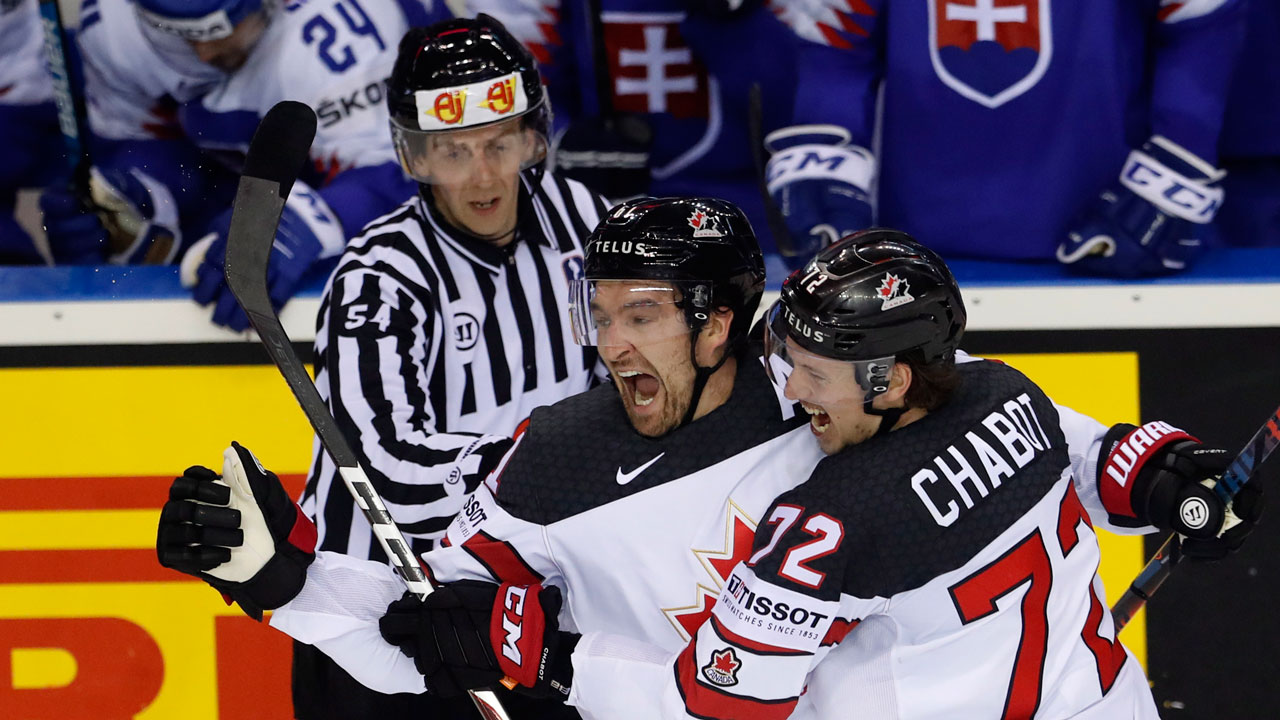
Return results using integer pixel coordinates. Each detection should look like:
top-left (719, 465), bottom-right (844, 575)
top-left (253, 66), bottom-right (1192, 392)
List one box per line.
top-left (747, 83), bottom-right (802, 257)
top-left (223, 101), bottom-right (515, 720)
top-left (1112, 405), bottom-right (1280, 631)
top-left (37, 0), bottom-right (96, 206)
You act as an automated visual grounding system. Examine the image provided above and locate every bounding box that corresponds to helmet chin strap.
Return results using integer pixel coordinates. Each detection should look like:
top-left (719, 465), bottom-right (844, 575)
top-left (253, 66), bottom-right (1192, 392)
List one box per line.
top-left (680, 325), bottom-right (732, 428)
top-left (863, 400), bottom-right (905, 438)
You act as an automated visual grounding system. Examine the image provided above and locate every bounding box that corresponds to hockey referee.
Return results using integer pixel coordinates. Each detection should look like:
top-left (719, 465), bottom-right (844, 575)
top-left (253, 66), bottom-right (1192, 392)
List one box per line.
top-left (293, 15), bottom-right (605, 720)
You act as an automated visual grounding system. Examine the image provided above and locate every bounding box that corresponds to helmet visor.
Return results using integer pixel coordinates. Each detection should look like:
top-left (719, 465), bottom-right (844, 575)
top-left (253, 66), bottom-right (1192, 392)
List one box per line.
top-left (569, 279), bottom-right (699, 347)
top-left (763, 302), bottom-right (894, 405)
top-left (392, 115), bottom-right (547, 186)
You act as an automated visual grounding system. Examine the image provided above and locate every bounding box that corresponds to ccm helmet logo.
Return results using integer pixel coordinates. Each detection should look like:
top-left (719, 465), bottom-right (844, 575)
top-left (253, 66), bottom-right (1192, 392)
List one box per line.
top-left (500, 585), bottom-right (527, 664)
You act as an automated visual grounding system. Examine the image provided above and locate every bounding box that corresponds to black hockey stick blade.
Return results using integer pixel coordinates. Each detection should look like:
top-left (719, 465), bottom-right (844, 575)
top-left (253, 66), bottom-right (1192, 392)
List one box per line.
top-left (223, 104), bottom-right (516, 719)
top-left (1112, 405), bottom-right (1280, 631)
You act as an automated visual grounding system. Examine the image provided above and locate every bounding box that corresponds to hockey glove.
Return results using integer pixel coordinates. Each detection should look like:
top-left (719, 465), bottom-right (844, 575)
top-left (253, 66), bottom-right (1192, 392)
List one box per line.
top-left (40, 166), bottom-right (181, 265)
top-left (1098, 422), bottom-right (1264, 560)
top-left (1057, 135), bottom-right (1225, 277)
top-left (380, 583), bottom-right (505, 698)
top-left (156, 442), bottom-right (317, 620)
top-left (378, 580), bottom-right (577, 700)
top-left (554, 115), bottom-right (652, 202)
top-left (764, 124), bottom-right (874, 259)
top-left (181, 181), bottom-right (344, 331)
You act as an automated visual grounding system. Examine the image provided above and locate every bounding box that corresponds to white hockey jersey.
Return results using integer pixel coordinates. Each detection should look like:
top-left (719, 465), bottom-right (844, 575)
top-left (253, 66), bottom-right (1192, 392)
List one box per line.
top-left (570, 356), bottom-right (1162, 720)
top-left (1, 0), bottom-right (54, 105)
top-left (78, 0), bottom-right (404, 171)
top-left (270, 353), bottom-right (829, 698)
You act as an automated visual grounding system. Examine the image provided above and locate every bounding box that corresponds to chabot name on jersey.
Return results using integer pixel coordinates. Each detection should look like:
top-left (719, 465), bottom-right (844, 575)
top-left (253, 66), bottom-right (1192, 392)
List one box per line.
top-left (315, 80), bottom-right (387, 129)
top-left (911, 393), bottom-right (1052, 528)
top-left (718, 572), bottom-right (833, 652)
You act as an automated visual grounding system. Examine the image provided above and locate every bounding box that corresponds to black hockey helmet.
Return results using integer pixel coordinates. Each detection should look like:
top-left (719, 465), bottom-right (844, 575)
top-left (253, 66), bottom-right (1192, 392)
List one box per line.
top-left (572, 196), bottom-right (767, 428)
top-left (765, 228), bottom-right (966, 404)
top-left (572, 196), bottom-right (766, 346)
top-left (386, 14), bottom-right (550, 184)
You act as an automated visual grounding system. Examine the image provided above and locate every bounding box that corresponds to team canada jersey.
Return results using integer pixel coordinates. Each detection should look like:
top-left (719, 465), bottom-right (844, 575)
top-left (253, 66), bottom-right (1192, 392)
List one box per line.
top-left (776, 0), bottom-right (1245, 261)
top-left (630, 358), bottom-right (1159, 720)
top-left (269, 352), bottom-right (828, 697)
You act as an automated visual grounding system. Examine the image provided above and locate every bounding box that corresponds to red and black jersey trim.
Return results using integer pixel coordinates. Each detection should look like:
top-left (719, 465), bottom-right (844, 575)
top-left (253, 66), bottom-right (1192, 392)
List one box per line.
top-left (820, 617), bottom-right (860, 647)
top-left (459, 530), bottom-right (544, 585)
top-left (673, 641), bottom-right (799, 720)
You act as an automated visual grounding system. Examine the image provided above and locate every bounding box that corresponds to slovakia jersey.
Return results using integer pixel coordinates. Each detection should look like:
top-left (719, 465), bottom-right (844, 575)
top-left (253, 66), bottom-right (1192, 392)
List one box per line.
top-left (1, 0), bottom-right (53, 105)
top-left (776, 0), bottom-right (1245, 261)
top-left (269, 353), bottom-right (828, 697)
top-left (468, 0), bottom-right (799, 255)
top-left (79, 0), bottom-right (418, 175)
top-left (591, 357), bottom-right (1160, 719)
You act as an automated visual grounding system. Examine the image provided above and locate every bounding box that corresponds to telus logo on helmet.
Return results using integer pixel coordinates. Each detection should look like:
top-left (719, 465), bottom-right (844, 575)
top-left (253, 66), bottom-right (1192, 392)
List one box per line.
top-left (780, 303), bottom-right (826, 344)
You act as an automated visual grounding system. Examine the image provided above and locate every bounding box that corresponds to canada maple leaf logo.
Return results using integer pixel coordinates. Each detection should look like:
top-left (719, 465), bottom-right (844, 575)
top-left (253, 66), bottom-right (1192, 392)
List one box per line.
top-left (689, 211), bottom-right (706, 230)
top-left (877, 272), bottom-right (915, 309)
top-left (701, 647), bottom-right (742, 687)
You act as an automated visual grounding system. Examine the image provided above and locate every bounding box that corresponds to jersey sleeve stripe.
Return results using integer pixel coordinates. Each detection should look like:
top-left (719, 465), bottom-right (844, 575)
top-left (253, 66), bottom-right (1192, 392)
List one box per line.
top-left (820, 617), bottom-right (860, 647)
top-left (459, 530), bottom-right (544, 585)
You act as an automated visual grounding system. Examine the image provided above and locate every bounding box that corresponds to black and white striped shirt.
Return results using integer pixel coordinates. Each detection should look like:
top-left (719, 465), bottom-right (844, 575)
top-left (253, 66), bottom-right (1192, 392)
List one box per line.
top-left (300, 170), bottom-right (608, 561)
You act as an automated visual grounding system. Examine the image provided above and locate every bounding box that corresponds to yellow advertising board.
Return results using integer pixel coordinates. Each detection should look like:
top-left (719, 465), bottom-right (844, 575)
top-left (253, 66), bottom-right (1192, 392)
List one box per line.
top-left (0, 353), bottom-right (1145, 718)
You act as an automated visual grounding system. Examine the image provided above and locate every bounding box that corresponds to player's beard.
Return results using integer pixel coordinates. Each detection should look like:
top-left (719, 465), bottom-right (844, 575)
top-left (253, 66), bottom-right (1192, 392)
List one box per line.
top-left (614, 356), bottom-right (696, 438)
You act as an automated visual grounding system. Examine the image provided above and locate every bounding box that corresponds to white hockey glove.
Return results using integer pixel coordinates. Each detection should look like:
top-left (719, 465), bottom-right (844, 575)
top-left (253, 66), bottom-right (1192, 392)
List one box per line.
top-left (156, 442), bottom-right (316, 620)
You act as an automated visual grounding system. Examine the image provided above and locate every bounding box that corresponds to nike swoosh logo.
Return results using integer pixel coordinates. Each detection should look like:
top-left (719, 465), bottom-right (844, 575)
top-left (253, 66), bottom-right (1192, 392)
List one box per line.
top-left (616, 453), bottom-right (666, 485)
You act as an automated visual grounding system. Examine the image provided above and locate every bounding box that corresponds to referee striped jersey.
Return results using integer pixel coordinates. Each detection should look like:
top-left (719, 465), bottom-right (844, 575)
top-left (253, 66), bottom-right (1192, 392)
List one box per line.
top-left (300, 169), bottom-right (609, 561)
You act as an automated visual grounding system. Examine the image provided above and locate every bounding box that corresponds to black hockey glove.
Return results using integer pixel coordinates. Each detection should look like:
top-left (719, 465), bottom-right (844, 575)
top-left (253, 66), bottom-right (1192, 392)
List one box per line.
top-left (156, 442), bottom-right (317, 620)
top-left (379, 580), bottom-right (577, 700)
top-left (1099, 423), bottom-right (1264, 560)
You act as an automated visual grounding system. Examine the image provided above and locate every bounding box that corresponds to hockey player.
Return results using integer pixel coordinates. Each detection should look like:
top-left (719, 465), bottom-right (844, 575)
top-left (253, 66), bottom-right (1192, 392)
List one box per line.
top-left (289, 15), bottom-right (610, 720)
top-left (517, 230), bottom-right (1262, 718)
top-left (0, 0), bottom-right (62, 264)
top-left (39, 0), bottom-right (448, 328)
top-left (463, 0), bottom-right (799, 262)
top-left (154, 197), bottom-right (830, 711)
top-left (766, 1), bottom-right (1246, 276)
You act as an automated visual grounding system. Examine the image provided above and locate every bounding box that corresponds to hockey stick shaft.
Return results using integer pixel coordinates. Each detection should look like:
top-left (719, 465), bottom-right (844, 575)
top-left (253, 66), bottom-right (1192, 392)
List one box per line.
top-left (747, 83), bottom-right (801, 257)
top-left (225, 102), bottom-right (515, 720)
top-left (1112, 405), bottom-right (1280, 631)
top-left (37, 0), bottom-right (94, 203)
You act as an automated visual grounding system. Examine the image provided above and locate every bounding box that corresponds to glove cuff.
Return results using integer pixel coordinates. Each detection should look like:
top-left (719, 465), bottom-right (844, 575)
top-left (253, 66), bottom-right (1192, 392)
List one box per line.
top-left (1119, 136), bottom-right (1224, 224)
top-left (1098, 421), bottom-right (1196, 526)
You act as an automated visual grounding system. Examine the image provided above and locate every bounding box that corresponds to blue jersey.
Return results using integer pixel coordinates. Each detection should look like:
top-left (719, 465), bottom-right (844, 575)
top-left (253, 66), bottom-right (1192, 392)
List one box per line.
top-left (471, 0), bottom-right (799, 255)
top-left (777, 0), bottom-right (1246, 261)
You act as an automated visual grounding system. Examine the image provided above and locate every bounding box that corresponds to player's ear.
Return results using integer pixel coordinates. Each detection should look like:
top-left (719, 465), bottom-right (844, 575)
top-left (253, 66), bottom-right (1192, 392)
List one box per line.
top-left (696, 307), bottom-right (733, 364)
top-left (882, 362), bottom-right (913, 406)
